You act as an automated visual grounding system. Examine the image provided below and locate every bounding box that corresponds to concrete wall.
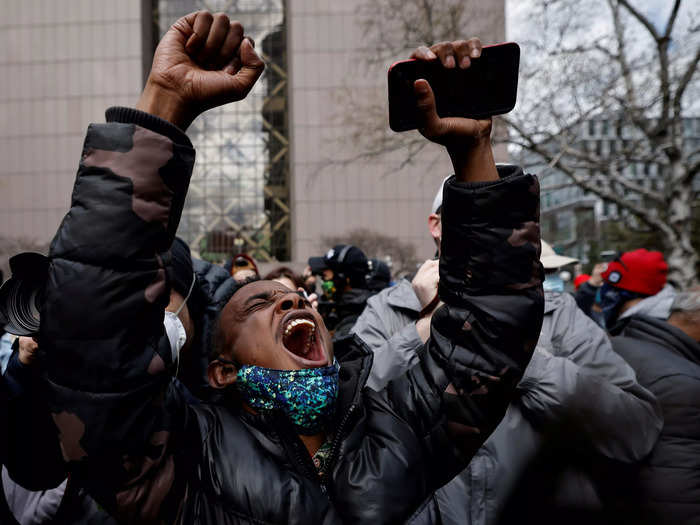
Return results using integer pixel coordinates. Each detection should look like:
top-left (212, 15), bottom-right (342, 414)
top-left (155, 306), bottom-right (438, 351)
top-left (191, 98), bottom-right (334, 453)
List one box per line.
top-left (0, 0), bottom-right (144, 244)
top-left (287, 0), bottom-right (506, 264)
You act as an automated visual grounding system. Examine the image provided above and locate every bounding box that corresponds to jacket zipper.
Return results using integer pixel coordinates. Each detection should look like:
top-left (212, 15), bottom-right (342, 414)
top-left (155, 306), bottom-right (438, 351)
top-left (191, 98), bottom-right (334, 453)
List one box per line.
top-left (270, 421), bottom-right (319, 483)
top-left (321, 403), bottom-right (358, 488)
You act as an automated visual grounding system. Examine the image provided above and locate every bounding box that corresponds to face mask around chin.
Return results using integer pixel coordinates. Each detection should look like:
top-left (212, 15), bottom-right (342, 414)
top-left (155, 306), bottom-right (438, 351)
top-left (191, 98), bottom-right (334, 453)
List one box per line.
top-left (235, 362), bottom-right (340, 435)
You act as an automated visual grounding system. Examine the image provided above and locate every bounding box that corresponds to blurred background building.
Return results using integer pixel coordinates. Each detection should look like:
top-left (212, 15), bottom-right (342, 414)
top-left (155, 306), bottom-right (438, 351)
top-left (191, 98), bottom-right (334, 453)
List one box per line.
top-left (0, 0), bottom-right (506, 270)
top-left (526, 116), bottom-right (700, 264)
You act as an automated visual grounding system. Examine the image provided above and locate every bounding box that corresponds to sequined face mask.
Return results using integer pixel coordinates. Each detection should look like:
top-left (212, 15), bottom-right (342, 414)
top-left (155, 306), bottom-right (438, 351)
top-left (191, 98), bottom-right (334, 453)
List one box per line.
top-left (234, 361), bottom-right (340, 435)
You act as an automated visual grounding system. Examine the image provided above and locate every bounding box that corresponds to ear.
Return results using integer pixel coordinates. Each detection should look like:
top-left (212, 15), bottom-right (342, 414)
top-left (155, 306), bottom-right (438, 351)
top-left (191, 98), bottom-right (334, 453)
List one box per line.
top-left (207, 360), bottom-right (238, 389)
top-left (428, 213), bottom-right (442, 245)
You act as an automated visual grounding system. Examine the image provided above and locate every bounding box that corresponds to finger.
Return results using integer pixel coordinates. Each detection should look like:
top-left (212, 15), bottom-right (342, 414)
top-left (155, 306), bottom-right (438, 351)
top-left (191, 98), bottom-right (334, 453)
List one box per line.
top-left (197, 12), bottom-right (230, 65)
top-left (185, 11), bottom-right (214, 55)
top-left (414, 79), bottom-right (444, 139)
top-left (227, 37), bottom-right (265, 97)
top-left (217, 21), bottom-right (244, 68)
top-left (467, 38), bottom-right (482, 58)
top-left (224, 55), bottom-right (242, 75)
top-left (431, 42), bottom-right (456, 68)
top-left (410, 45), bottom-right (437, 61)
top-left (453, 40), bottom-right (472, 69)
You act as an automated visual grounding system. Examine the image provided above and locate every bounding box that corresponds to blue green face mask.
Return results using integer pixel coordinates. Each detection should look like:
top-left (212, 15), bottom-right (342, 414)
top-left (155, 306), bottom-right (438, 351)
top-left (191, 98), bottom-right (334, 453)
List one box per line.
top-left (235, 361), bottom-right (340, 435)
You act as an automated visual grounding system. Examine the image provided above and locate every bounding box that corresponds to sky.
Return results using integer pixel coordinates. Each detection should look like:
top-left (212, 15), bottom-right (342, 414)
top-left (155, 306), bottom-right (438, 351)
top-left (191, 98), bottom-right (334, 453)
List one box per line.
top-left (506, 0), bottom-right (681, 39)
top-left (504, 0), bottom-right (700, 116)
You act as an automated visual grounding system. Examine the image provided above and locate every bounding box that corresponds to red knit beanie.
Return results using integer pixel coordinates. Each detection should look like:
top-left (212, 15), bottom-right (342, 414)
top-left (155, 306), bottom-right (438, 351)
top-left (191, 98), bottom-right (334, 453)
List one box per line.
top-left (602, 249), bottom-right (668, 296)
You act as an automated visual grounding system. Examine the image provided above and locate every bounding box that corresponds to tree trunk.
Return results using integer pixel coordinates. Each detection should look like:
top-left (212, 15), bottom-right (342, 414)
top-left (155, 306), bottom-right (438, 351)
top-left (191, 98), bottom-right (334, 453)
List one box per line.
top-left (665, 157), bottom-right (699, 288)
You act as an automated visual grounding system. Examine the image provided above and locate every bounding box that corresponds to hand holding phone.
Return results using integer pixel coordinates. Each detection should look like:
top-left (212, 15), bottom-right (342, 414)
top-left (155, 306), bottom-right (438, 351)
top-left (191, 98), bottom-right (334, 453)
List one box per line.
top-left (394, 40), bottom-right (514, 183)
top-left (388, 41), bottom-right (520, 133)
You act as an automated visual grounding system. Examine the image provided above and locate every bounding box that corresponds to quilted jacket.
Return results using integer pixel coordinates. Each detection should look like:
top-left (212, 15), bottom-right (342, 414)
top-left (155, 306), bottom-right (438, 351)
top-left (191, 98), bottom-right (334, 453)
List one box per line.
top-left (27, 107), bottom-right (543, 524)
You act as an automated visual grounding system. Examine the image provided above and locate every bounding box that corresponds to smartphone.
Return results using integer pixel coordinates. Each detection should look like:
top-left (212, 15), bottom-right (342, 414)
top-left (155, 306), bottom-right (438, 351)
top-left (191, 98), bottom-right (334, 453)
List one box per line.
top-left (388, 42), bottom-right (520, 132)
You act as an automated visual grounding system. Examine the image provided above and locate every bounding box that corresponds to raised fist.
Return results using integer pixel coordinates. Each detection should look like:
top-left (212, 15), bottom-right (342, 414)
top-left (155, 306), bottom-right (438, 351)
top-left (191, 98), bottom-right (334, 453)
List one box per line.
top-left (136, 11), bottom-right (265, 130)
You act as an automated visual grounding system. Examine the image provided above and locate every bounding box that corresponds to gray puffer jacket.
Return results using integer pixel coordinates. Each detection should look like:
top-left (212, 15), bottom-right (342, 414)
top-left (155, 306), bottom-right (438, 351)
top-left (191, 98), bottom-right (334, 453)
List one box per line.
top-left (351, 279), bottom-right (423, 390)
top-left (355, 290), bottom-right (663, 524)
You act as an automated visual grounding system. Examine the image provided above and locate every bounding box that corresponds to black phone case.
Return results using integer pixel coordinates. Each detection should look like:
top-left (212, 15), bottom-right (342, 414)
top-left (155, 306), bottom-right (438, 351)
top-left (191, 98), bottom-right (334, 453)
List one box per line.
top-left (388, 42), bottom-right (520, 132)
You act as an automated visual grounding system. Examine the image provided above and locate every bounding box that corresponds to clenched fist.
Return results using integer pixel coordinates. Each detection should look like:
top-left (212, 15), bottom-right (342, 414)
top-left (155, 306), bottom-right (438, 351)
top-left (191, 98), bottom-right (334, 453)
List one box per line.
top-left (412, 259), bottom-right (440, 309)
top-left (136, 11), bottom-right (265, 130)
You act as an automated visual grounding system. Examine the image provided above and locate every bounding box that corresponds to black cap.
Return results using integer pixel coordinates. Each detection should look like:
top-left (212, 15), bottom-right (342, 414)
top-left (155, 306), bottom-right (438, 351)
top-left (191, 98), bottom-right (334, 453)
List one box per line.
top-left (366, 258), bottom-right (391, 291)
top-left (309, 245), bottom-right (368, 286)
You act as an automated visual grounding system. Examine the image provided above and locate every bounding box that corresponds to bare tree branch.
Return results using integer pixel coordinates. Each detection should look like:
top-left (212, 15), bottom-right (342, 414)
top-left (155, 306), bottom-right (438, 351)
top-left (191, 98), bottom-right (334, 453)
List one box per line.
top-left (673, 44), bottom-right (700, 113)
top-left (618, 0), bottom-right (661, 40)
top-left (664, 0), bottom-right (683, 38)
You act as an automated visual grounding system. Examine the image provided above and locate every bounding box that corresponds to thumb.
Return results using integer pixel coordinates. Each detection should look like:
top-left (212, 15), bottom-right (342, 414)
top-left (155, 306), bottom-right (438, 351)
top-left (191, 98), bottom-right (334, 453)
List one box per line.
top-left (229, 38), bottom-right (265, 97)
top-left (414, 79), bottom-right (443, 138)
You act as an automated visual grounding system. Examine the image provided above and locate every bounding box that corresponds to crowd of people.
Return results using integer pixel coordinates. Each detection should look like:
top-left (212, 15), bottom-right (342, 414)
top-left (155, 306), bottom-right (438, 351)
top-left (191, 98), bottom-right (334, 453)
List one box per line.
top-left (0, 10), bottom-right (698, 525)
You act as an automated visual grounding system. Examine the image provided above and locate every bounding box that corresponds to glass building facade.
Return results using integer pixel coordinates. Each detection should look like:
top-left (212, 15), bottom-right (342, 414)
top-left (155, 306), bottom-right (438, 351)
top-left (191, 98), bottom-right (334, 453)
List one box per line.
top-left (154, 0), bottom-right (290, 262)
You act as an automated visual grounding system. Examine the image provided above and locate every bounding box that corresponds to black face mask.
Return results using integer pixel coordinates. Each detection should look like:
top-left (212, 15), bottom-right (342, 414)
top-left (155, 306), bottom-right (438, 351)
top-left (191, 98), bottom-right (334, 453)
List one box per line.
top-left (597, 283), bottom-right (644, 329)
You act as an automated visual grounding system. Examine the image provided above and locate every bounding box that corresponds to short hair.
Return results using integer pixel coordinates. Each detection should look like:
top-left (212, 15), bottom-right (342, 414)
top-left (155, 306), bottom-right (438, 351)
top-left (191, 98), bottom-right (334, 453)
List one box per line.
top-left (670, 288), bottom-right (700, 316)
top-left (209, 275), bottom-right (260, 363)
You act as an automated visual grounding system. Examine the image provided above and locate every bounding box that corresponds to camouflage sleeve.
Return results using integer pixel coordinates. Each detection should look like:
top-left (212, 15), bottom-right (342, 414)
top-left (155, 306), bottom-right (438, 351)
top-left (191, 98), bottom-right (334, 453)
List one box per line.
top-left (39, 107), bottom-right (195, 522)
top-left (384, 166), bottom-right (544, 483)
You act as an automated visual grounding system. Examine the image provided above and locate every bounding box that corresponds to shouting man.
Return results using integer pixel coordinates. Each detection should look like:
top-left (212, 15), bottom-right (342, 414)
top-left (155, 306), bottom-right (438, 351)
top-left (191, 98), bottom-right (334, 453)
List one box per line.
top-left (10, 11), bottom-right (543, 524)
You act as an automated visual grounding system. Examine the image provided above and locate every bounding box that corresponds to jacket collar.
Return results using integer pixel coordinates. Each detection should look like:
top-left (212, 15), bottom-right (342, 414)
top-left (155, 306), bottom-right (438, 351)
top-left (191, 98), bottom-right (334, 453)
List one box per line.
top-left (613, 315), bottom-right (700, 366)
top-left (385, 279), bottom-right (422, 313)
top-left (332, 334), bottom-right (373, 414)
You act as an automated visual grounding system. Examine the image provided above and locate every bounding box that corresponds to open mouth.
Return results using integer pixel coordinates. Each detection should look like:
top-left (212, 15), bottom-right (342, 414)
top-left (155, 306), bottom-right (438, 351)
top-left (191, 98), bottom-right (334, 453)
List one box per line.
top-left (281, 315), bottom-right (326, 366)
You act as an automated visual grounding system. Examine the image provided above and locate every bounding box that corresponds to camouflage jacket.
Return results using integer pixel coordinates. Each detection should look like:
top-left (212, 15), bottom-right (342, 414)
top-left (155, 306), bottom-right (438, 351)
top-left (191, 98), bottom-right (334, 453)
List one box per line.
top-left (30, 109), bottom-right (543, 524)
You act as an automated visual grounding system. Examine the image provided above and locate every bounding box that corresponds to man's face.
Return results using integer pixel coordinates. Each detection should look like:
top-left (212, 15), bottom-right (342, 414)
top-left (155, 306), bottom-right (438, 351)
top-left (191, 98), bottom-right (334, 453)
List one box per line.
top-left (218, 280), bottom-right (333, 371)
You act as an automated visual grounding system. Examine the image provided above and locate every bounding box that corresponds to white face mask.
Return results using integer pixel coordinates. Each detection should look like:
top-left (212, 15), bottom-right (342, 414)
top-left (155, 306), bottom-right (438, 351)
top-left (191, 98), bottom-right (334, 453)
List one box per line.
top-left (163, 272), bottom-right (196, 372)
top-left (164, 311), bottom-right (187, 363)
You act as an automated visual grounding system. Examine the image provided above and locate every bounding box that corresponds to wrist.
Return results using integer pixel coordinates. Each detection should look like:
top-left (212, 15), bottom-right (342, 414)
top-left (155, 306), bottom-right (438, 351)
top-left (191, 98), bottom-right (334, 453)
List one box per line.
top-left (135, 82), bottom-right (193, 131)
top-left (416, 316), bottom-right (431, 344)
top-left (448, 135), bottom-right (498, 183)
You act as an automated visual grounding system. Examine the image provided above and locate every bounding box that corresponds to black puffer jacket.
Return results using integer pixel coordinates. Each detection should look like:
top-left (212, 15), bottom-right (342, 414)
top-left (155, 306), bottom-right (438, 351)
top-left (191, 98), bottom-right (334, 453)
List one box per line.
top-left (35, 108), bottom-right (543, 524)
top-left (608, 316), bottom-right (700, 524)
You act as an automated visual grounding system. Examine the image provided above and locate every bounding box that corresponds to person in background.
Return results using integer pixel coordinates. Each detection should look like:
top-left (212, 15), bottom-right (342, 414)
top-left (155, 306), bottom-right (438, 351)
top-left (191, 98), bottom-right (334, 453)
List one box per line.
top-left (540, 241), bottom-right (579, 292)
top-left (574, 273), bottom-right (590, 291)
top-left (351, 177), bottom-right (446, 390)
top-left (263, 266), bottom-right (304, 291)
top-left (606, 288), bottom-right (700, 524)
top-left (308, 244), bottom-right (374, 338)
top-left (365, 258), bottom-right (392, 292)
top-left (596, 249), bottom-right (675, 330)
top-left (354, 237), bottom-right (662, 524)
top-left (226, 253), bottom-right (259, 282)
top-left (574, 262), bottom-right (607, 316)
